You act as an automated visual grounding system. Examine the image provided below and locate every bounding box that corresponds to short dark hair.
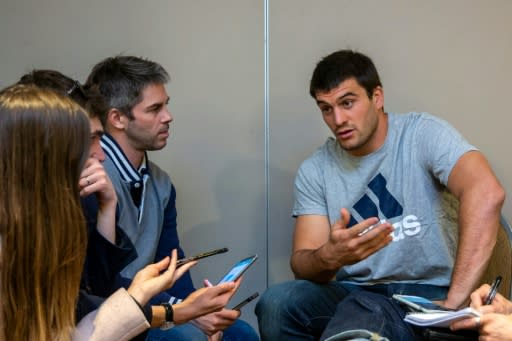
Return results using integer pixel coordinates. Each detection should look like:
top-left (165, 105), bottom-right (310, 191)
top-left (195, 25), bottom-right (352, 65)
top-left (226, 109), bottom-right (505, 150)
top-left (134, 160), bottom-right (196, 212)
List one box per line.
top-left (16, 69), bottom-right (108, 124)
top-left (309, 50), bottom-right (382, 99)
top-left (85, 55), bottom-right (170, 122)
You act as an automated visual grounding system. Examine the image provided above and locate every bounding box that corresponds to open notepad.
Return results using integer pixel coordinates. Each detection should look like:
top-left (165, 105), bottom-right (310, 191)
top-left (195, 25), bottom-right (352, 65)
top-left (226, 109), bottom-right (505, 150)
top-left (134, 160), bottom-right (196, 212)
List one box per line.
top-left (404, 307), bottom-right (480, 327)
top-left (392, 294), bottom-right (480, 328)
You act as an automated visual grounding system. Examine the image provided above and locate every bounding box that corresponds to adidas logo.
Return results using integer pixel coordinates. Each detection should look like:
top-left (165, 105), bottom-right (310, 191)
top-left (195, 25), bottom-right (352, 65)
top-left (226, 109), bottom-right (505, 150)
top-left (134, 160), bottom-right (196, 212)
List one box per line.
top-left (349, 173), bottom-right (421, 242)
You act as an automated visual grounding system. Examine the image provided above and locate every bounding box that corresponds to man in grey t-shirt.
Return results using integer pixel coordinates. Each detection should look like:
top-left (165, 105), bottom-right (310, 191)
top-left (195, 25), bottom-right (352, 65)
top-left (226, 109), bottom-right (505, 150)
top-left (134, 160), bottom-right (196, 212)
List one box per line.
top-left (255, 50), bottom-right (505, 340)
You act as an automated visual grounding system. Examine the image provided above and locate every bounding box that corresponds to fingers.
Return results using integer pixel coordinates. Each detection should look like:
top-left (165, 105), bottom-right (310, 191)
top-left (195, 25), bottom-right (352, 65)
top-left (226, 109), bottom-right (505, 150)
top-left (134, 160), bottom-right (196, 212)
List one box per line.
top-left (450, 315), bottom-right (479, 331)
top-left (349, 217), bottom-right (391, 238)
top-left (153, 254), bottom-right (172, 272)
top-left (159, 250), bottom-right (183, 277)
top-left (223, 308), bottom-right (241, 319)
top-left (174, 260), bottom-right (196, 280)
top-left (79, 158), bottom-right (101, 189)
top-left (332, 208), bottom-right (353, 231)
top-left (470, 284), bottom-right (491, 309)
top-left (210, 282), bottom-right (237, 297)
top-left (165, 249), bottom-right (196, 280)
top-left (343, 220), bottom-right (394, 261)
top-left (207, 310), bottom-right (238, 330)
top-left (79, 158), bottom-right (116, 201)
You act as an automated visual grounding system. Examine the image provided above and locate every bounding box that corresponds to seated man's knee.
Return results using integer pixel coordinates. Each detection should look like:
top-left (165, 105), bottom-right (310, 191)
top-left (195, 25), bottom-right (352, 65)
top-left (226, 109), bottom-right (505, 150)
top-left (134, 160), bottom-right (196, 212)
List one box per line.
top-left (256, 280), bottom-right (316, 318)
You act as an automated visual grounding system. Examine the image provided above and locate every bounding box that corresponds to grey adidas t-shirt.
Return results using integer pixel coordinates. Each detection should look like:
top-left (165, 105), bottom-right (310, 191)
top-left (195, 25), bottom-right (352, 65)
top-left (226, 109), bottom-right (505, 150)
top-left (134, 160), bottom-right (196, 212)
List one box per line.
top-left (293, 112), bottom-right (477, 286)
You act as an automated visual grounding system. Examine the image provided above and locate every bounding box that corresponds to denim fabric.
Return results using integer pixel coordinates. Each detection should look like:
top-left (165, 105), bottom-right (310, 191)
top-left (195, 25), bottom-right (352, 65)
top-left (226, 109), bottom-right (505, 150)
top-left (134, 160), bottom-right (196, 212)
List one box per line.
top-left (146, 319), bottom-right (259, 341)
top-left (256, 280), bottom-right (349, 340)
top-left (320, 290), bottom-right (418, 341)
top-left (255, 280), bottom-right (448, 341)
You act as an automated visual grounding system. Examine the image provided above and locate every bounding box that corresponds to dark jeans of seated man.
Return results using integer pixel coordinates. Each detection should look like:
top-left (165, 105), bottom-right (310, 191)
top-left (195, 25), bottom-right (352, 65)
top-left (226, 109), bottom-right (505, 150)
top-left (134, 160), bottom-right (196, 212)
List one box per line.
top-left (255, 279), bottom-right (448, 341)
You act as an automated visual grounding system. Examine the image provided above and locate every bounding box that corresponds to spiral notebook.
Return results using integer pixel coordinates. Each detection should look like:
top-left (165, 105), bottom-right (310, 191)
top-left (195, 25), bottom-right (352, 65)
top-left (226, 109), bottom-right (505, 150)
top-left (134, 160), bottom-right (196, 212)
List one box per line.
top-left (404, 308), bottom-right (480, 327)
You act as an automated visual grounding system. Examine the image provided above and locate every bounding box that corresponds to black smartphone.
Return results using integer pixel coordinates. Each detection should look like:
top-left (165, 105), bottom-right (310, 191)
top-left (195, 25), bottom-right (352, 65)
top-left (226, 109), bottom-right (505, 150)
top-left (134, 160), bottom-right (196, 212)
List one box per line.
top-left (218, 254), bottom-right (258, 284)
top-left (176, 247), bottom-right (228, 267)
top-left (232, 292), bottom-right (259, 310)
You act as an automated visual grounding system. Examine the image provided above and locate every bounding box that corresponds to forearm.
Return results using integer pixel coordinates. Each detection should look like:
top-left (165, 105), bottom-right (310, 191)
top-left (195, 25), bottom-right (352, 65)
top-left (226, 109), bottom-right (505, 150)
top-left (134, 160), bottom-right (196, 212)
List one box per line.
top-left (447, 234), bottom-right (495, 308)
top-left (95, 201), bottom-right (117, 244)
top-left (290, 246), bottom-right (340, 282)
top-left (172, 301), bottom-right (200, 324)
top-left (446, 186), bottom-right (504, 308)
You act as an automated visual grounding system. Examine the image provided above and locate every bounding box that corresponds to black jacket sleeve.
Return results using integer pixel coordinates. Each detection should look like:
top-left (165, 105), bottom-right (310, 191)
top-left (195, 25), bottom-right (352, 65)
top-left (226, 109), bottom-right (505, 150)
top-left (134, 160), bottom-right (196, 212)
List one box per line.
top-left (80, 194), bottom-right (137, 297)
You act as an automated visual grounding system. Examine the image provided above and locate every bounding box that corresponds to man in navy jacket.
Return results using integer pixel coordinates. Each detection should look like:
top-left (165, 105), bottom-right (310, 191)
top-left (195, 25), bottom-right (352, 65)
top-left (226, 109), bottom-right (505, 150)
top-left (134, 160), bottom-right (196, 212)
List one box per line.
top-left (85, 55), bottom-right (258, 341)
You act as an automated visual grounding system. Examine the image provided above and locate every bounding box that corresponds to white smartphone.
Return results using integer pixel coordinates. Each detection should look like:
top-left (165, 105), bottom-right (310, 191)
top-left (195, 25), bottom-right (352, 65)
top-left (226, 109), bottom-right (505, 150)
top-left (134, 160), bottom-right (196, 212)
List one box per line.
top-left (218, 254), bottom-right (258, 284)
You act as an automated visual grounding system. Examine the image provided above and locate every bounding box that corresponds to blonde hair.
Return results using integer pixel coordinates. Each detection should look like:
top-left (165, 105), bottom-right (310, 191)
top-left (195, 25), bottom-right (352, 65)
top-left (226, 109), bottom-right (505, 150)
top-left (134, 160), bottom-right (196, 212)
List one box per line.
top-left (0, 85), bottom-right (90, 341)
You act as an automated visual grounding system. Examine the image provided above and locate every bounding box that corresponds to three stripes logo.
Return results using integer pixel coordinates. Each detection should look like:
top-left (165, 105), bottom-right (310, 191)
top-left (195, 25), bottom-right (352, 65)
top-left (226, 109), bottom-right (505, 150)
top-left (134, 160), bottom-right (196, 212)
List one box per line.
top-left (348, 173), bottom-right (403, 227)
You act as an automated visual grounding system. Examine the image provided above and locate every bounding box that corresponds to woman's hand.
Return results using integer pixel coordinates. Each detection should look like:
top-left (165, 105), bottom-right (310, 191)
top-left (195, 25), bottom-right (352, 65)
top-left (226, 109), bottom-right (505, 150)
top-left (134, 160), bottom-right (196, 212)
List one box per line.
top-left (127, 249), bottom-right (196, 306)
top-left (172, 279), bottom-right (239, 324)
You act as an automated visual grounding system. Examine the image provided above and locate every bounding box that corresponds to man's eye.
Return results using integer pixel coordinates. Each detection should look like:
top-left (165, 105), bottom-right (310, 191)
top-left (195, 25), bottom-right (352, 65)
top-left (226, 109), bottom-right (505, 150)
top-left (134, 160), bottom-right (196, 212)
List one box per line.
top-left (147, 106), bottom-right (162, 113)
top-left (342, 100), bottom-right (353, 108)
top-left (320, 107), bottom-right (332, 114)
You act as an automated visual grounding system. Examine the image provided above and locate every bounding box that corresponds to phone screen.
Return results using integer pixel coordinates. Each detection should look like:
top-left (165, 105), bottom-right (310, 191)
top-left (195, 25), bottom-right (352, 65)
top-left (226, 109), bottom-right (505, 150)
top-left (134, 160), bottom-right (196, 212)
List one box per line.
top-left (218, 255), bottom-right (258, 284)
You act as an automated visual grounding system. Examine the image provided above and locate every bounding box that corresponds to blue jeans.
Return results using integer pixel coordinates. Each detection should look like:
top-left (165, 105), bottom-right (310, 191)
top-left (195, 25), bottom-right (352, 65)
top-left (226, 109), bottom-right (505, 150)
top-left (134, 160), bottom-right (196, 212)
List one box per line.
top-left (255, 280), bottom-right (448, 341)
top-left (146, 319), bottom-right (259, 341)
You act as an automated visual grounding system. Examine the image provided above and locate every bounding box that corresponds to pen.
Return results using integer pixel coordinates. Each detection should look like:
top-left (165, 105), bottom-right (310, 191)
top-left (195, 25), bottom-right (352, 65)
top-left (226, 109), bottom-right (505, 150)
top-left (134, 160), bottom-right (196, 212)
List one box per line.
top-left (484, 275), bottom-right (502, 305)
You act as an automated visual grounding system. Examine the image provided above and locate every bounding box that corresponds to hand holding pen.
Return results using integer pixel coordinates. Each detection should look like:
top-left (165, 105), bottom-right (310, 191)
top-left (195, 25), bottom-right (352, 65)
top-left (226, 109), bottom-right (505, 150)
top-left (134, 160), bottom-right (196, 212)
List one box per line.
top-left (467, 276), bottom-right (511, 315)
top-left (484, 275), bottom-right (502, 305)
top-left (450, 276), bottom-right (509, 331)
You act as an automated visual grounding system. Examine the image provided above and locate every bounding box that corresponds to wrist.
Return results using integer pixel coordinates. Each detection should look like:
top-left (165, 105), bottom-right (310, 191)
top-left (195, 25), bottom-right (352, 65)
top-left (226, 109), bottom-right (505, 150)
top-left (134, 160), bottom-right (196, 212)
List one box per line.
top-left (444, 292), bottom-right (468, 310)
top-left (150, 306), bottom-right (166, 328)
top-left (172, 301), bottom-right (195, 324)
top-left (316, 244), bottom-right (342, 270)
top-left (127, 286), bottom-right (148, 306)
top-left (158, 303), bottom-right (175, 330)
top-left (97, 199), bottom-right (117, 213)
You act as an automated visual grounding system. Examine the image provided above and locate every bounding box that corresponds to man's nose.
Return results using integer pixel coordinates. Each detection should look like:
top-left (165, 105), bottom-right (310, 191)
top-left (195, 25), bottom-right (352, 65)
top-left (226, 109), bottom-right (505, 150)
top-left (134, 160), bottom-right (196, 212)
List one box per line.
top-left (162, 108), bottom-right (173, 123)
top-left (333, 107), bottom-right (347, 126)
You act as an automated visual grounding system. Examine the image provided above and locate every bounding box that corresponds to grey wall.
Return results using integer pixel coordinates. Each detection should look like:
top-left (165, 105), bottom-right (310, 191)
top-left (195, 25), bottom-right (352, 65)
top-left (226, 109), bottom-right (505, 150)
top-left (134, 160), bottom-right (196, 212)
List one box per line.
top-left (1, 0), bottom-right (511, 331)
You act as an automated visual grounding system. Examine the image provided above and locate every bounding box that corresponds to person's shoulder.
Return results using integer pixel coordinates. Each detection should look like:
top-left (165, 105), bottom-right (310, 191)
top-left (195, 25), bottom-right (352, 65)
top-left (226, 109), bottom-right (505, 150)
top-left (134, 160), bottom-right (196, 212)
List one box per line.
top-left (297, 137), bottom-right (337, 175)
top-left (301, 137), bottom-right (336, 163)
top-left (395, 111), bottom-right (449, 125)
top-left (391, 112), bottom-right (456, 134)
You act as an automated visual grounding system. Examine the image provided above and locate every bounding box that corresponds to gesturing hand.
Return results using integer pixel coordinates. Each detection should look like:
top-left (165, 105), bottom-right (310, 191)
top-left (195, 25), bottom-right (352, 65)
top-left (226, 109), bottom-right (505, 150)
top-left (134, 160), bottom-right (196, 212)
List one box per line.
top-left (323, 208), bottom-right (394, 267)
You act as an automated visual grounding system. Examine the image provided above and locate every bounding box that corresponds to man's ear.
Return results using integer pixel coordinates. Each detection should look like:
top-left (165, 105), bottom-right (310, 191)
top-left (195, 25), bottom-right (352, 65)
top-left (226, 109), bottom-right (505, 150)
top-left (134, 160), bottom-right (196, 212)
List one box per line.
top-left (372, 86), bottom-right (384, 110)
top-left (107, 108), bottom-right (127, 130)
